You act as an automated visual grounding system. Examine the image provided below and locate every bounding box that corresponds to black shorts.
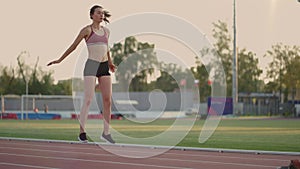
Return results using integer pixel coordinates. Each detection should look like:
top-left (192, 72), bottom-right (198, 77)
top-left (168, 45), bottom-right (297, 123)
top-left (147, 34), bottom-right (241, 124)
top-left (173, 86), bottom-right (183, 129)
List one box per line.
top-left (83, 59), bottom-right (110, 77)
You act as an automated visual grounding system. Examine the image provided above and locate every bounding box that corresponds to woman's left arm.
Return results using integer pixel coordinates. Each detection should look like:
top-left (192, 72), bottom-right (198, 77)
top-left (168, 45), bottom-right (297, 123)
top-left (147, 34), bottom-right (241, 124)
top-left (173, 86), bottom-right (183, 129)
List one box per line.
top-left (106, 27), bottom-right (116, 72)
top-left (107, 51), bottom-right (116, 72)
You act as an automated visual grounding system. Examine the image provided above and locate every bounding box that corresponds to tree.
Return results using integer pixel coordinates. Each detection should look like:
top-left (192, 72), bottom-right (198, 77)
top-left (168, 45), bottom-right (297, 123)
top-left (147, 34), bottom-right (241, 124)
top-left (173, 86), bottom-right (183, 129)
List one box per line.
top-left (211, 20), bottom-right (232, 96)
top-left (191, 20), bottom-right (263, 100)
top-left (238, 48), bottom-right (263, 93)
top-left (0, 66), bottom-right (23, 95)
top-left (265, 44), bottom-right (300, 102)
top-left (155, 62), bottom-right (195, 92)
top-left (211, 21), bottom-right (264, 95)
top-left (111, 36), bottom-right (158, 92)
top-left (191, 56), bottom-right (210, 102)
top-left (0, 51), bottom-right (69, 95)
top-left (53, 79), bottom-right (72, 95)
top-left (16, 51), bottom-right (60, 95)
top-left (38, 69), bottom-right (56, 94)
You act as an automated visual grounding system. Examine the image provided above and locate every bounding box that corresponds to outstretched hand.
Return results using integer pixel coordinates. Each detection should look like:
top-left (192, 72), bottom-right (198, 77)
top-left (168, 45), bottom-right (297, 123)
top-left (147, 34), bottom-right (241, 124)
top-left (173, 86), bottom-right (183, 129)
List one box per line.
top-left (47, 60), bottom-right (60, 66)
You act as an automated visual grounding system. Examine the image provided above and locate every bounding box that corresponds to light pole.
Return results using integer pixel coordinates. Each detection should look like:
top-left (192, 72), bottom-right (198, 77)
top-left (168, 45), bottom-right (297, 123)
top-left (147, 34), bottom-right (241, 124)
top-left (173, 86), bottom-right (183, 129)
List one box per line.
top-left (19, 51), bottom-right (31, 120)
top-left (1, 95), bottom-right (4, 120)
top-left (232, 0), bottom-right (238, 114)
top-left (25, 78), bottom-right (29, 119)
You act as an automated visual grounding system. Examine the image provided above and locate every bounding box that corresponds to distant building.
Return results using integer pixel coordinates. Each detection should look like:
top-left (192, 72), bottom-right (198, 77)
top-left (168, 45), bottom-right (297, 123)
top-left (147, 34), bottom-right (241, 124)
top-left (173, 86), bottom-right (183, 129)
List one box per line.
top-left (238, 93), bottom-right (279, 115)
top-left (287, 88), bottom-right (300, 104)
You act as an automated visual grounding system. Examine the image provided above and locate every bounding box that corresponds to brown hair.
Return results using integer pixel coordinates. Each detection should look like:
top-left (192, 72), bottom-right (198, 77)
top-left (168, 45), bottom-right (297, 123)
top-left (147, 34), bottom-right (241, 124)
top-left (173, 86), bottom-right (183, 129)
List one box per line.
top-left (89, 5), bottom-right (111, 23)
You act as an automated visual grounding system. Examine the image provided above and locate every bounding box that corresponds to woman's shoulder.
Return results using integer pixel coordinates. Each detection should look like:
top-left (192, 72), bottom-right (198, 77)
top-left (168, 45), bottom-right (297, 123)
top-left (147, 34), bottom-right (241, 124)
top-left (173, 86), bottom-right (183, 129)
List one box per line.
top-left (102, 26), bottom-right (110, 33)
top-left (80, 25), bottom-right (92, 34)
top-left (84, 25), bottom-right (93, 31)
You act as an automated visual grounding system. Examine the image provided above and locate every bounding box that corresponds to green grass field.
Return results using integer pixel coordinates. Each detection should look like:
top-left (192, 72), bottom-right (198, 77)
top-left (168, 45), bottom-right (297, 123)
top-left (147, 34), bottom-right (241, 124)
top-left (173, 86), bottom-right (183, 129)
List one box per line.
top-left (0, 118), bottom-right (300, 152)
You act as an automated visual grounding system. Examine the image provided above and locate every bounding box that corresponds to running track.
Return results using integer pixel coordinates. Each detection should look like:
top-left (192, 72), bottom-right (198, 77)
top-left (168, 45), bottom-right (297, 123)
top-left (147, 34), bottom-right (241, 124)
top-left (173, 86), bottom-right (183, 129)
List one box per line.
top-left (0, 138), bottom-right (299, 169)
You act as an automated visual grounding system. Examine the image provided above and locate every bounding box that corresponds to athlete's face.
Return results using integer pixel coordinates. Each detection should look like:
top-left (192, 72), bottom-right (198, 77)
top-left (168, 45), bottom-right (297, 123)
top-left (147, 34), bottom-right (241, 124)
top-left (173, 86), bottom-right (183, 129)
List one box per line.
top-left (92, 8), bottom-right (104, 22)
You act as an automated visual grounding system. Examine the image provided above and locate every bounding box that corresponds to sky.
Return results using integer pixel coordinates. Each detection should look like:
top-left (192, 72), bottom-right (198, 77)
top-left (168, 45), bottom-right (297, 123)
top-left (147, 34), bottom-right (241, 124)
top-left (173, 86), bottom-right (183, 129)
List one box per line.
top-left (0, 0), bottom-right (299, 82)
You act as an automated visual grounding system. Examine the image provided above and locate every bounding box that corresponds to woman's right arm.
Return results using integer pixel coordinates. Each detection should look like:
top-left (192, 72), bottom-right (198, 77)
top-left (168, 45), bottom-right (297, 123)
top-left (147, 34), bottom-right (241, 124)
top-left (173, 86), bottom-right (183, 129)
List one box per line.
top-left (47, 27), bottom-right (89, 66)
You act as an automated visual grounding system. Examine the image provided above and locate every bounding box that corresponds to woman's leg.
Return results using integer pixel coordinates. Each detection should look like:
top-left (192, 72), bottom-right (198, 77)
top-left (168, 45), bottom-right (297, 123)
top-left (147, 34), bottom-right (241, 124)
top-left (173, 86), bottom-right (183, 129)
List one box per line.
top-left (98, 76), bottom-right (112, 135)
top-left (79, 76), bottom-right (96, 133)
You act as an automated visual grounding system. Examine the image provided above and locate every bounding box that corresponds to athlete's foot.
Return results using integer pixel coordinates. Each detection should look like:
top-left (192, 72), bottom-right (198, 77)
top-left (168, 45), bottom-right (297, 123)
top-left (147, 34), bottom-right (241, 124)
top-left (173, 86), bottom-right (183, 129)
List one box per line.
top-left (78, 132), bottom-right (88, 143)
top-left (101, 133), bottom-right (115, 144)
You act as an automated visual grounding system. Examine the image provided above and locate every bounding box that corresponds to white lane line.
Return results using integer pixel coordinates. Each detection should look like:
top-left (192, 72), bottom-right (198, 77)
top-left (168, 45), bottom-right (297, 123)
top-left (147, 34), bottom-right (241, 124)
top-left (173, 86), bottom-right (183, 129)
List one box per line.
top-left (0, 147), bottom-right (282, 168)
top-left (0, 142), bottom-right (291, 162)
top-left (0, 162), bottom-right (60, 169)
top-left (0, 146), bottom-right (113, 157)
top-left (1, 137), bottom-right (299, 156)
top-left (0, 153), bottom-right (192, 169)
top-left (164, 152), bottom-right (291, 162)
top-left (159, 158), bottom-right (278, 168)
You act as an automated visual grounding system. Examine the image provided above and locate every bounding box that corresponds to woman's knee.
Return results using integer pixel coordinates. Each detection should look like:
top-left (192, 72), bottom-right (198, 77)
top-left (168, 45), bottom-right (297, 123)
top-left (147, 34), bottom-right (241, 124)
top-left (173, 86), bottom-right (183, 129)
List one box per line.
top-left (102, 96), bottom-right (111, 105)
top-left (84, 96), bottom-right (93, 106)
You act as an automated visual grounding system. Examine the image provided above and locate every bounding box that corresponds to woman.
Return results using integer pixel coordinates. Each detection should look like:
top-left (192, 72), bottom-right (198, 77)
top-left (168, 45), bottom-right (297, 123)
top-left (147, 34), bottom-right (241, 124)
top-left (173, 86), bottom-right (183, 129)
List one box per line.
top-left (47, 5), bottom-right (116, 144)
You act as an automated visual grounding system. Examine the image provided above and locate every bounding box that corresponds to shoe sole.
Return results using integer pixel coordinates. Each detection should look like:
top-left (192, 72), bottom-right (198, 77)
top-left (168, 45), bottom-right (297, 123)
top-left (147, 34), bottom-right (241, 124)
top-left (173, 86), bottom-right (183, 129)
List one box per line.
top-left (78, 137), bottom-right (88, 143)
top-left (100, 136), bottom-right (115, 144)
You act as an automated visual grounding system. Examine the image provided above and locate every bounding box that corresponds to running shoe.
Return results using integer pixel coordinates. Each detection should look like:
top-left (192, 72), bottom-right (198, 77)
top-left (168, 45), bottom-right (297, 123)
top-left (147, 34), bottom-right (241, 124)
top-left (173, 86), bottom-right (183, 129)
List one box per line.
top-left (78, 132), bottom-right (88, 143)
top-left (101, 133), bottom-right (115, 144)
